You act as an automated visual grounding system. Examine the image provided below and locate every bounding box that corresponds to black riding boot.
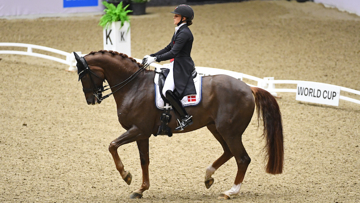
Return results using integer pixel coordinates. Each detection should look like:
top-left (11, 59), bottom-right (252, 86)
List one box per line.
top-left (165, 90), bottom-right (193, 131)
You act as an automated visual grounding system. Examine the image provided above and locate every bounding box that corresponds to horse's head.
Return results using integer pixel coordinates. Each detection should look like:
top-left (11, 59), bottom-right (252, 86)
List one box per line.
top-left (74, 52), bottom-right (105, 105)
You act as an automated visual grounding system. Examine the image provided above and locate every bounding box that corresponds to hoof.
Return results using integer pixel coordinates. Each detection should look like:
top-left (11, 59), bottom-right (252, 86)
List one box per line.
top-left (123, 172), bottom-right (132, 185)
top-left (130, 192), bottom-right (143, 199)
top-left (218, 193), bottom-right (231, 200)
top-left (205, 177), bottom-right (214, 189)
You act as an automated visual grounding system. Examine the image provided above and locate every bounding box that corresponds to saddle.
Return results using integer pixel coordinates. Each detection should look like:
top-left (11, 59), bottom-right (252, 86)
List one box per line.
top-left (154, 67), bottom-right (202, 137)
top-left (154, 67), bottom-right (202, 110)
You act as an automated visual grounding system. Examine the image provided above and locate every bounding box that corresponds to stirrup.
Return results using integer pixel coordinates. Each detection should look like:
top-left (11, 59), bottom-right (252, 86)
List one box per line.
top-left (175, 115), bottom-right (193, 131)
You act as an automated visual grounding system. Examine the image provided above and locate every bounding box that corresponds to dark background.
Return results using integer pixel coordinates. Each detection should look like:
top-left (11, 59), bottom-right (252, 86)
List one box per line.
top-left (118, 0), bottom-right (247, 6)
top-left (148, 0), bottom-right (245, 6)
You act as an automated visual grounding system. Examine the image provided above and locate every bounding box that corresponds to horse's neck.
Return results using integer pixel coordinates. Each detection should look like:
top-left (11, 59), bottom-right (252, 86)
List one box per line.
top-left (99, 58), bottom-right (152, 98)
top-left (99, 57), bottom-right (139, 87)
top-left (87, 53), bottom-right (154, 102)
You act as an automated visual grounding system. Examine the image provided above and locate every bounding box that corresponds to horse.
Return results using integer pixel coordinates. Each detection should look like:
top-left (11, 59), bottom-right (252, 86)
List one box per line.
top-left (74, 50), bottom-right (284, 199)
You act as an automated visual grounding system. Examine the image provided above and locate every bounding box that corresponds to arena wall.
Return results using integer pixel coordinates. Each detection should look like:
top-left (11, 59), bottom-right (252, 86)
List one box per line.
top-left (0, 0), bottom-right (104, 18)
top-left (0, 0), bottom-right (244, 18)
top-left (314, 0), bottom-right (360, 16)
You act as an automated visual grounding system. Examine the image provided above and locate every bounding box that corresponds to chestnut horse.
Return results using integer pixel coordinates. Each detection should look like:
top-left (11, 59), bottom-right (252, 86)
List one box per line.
top-left (74, 51), bottom-right (283, 199)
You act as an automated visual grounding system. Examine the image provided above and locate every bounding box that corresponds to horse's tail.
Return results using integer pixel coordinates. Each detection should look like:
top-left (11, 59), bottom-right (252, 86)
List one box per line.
top-left (251, 86), bottom-right (284, 174)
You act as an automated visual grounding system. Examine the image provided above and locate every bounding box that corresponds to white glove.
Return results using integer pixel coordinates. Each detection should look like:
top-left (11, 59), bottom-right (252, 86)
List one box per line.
top-left (142, 55), bottom-right (150, 65)
top-left (145, 56), bottom-right (157, 65)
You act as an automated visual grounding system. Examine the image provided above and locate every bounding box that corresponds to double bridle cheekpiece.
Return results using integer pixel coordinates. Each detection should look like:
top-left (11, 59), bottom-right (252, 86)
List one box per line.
top-left (74, 52), bottom-right (149, 103)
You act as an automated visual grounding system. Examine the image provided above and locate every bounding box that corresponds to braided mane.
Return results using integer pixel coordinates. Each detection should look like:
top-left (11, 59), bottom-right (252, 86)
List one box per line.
top-left (86, 50), bottom-right (143, 67)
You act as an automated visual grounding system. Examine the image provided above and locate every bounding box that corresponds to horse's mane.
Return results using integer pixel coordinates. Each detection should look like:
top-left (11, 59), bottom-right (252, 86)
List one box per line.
top-left (86, 50), bottom-right (143, 68)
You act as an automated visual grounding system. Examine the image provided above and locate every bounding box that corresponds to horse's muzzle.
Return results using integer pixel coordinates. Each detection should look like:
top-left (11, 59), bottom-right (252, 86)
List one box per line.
top-left (86, 96), bottom-right (101, 105)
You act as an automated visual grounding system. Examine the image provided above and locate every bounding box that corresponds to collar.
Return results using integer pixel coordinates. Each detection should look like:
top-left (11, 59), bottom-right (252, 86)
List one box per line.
top-left (175, 23), bottom-right (186, 34)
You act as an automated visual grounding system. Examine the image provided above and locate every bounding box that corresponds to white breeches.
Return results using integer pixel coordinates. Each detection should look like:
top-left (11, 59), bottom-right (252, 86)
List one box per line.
top-left (162, 62), bottom-right (175, 96)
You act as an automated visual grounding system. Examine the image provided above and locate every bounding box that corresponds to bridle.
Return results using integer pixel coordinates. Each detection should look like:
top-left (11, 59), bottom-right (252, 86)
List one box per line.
top-left (78, 65), bottom-right (105, 102)
top-left (77, 55), bottom-right (149, 103)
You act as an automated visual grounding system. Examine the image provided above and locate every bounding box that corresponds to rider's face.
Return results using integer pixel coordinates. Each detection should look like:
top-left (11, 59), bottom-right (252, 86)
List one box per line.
top-left (173, 14), bottom-right (184, 25)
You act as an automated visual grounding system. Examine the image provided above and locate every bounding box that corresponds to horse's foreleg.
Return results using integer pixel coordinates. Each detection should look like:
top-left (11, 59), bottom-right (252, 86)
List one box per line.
top-left (108, 126), bottom-right (145, 186)
top-left (205, 124), bottom-right (233, 189)
top-left (129, 139), bottom-right (150, 199)
top-left (109, 145), bottom-right (132, 185)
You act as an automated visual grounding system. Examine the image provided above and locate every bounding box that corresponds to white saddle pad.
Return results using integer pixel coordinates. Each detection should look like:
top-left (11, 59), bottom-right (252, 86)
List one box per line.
top-left (154, 67), bottom-right (202, 110)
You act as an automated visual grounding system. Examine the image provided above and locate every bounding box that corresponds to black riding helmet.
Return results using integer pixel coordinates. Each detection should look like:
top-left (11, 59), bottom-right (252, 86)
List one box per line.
top-left (171, 4), bottom-right (194, 24)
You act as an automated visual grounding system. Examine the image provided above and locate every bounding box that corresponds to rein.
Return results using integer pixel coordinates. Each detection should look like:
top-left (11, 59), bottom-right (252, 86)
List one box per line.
top-left (80, 59), bottom-right (149, 102)
top-left (100, 63), bottom-right (149, 101)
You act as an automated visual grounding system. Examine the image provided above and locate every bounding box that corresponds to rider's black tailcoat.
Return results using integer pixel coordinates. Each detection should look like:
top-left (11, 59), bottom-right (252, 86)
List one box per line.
top-left (151, 24), bottom-right (196, 99)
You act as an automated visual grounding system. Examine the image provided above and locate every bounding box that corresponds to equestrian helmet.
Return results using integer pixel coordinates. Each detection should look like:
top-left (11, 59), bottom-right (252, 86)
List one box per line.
top-left (171, 4), bottom-right (194, 20)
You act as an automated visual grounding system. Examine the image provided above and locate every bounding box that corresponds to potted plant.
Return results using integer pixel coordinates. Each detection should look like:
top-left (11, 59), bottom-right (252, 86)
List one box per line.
top-left (131, 0), bottom-right (149, 15)
top-left (99, 1), bottom-right (132, 55)
top-left (99, 1), bottom-right (131, 28)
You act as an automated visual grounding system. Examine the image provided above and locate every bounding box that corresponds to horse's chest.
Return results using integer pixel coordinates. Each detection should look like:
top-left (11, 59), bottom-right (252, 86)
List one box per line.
top-left (117, 107), bottom-right (138, 127)
top-left (117, 114), bottom-right (131, 130)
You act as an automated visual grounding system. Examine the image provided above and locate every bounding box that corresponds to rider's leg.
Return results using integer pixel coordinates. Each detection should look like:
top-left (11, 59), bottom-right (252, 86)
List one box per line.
top-left (162, 63), bottom-right (175, 96)
top-left (165, 90), bottom-right (193, 131)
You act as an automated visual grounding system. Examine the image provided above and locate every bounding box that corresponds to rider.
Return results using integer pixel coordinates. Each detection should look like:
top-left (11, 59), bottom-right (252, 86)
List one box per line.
top-left (143, 4), bottom-right (196, 131)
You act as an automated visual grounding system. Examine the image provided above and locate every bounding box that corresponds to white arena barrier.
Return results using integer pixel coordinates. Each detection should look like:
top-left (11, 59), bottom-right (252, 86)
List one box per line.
top-left (1, 43), bottom-right (359, 106)
top-left (0, 43), bottom-right (78, 71)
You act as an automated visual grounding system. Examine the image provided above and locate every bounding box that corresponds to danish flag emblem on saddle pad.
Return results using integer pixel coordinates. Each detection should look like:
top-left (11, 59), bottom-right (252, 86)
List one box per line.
top-left (187, 95), bottom-right (197, 102)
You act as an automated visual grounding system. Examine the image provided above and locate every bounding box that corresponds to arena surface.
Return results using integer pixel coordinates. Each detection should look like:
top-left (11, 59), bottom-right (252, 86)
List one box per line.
top-left (1, 1), bottom-right (359, 202)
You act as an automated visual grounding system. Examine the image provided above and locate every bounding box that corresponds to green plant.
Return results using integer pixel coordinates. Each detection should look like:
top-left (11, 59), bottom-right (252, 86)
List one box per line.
top-left (99, 1), bottom-right (132, 29)
top-left (131, 0), bottom-right (150, 3)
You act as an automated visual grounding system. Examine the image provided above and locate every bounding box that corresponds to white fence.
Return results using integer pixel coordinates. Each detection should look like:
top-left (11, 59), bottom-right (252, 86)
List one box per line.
top-left (0, 43), bottom-right (77, 71)
top-left (196, 67), bottom-right (360, 105)
top-left (1, 43), bottom-right (359, 105)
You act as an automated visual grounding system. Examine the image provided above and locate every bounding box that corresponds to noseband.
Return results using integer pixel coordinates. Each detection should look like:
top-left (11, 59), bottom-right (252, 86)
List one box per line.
top-left (77, 56), bottom-right (149, 102)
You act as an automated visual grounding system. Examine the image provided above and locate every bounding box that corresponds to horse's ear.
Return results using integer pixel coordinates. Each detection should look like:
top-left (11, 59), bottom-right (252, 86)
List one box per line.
top-left (73, 52), bottom-right (86, 77)
top-left (74, 52), bottom-right (81, 62)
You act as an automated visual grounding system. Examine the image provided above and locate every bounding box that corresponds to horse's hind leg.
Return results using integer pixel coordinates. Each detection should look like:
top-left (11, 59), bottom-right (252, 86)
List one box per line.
top-left (206, 124), bottom-right (251, 199)
top-left (212, 113), bottom-right (252, 199)
top-left (218, 139), bottom-right (250, 199)
top-left (215, 122), bottom-right (251, 199)
top-left (205, 124), bottom-right (234, 189)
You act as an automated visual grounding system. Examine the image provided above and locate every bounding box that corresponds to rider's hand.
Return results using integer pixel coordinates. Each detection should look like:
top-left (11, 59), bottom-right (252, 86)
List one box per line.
top-left (145, 56), bottom-right (157, 65)
top-left (142, 55), bottom-right (150, 65)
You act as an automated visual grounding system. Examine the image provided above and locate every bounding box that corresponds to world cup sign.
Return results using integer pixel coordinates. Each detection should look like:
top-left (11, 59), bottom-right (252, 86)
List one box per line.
top-left (296, 81), bottom-right (340, 106)
top-left (103, 21), bottom-right (131, 56)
